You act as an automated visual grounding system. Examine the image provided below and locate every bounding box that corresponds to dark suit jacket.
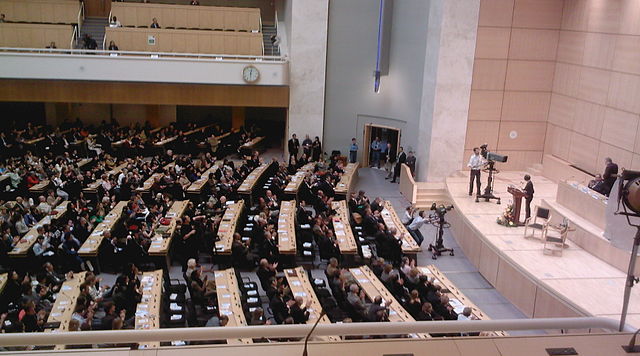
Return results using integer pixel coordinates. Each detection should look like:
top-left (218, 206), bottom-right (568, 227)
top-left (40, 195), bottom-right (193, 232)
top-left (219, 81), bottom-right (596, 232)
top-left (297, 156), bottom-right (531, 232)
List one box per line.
top-left (524, 181), bottom-right (534, 199)
top-left (288, 138), bottom-right (300, 154)
top-left (397, 151), bottom-right (407, 165)
top-left (603, 163), bottom-right (619, 187)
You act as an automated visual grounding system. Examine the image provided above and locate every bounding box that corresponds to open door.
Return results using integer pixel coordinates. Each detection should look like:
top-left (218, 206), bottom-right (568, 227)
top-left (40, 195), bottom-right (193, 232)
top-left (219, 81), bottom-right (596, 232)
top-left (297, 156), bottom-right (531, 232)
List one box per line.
top-left (362, 123), bottom-right (401, 168)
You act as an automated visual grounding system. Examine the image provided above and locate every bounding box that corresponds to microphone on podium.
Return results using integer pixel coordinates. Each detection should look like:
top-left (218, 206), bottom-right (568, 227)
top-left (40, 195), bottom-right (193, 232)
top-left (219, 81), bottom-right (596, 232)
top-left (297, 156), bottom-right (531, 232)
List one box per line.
top-left (302, 308), bottom-right (327, 356)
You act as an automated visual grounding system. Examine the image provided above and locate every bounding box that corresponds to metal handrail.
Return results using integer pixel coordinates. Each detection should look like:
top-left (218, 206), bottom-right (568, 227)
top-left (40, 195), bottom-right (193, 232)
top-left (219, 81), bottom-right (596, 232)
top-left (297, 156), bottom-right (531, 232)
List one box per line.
top-left (70, 26), bottom-right (77, 49)
top-left (0, 317), bottom-right (632, 347)
top-left (77, 2), bottom-right (84, 35)
top-left (0, 47), bottom-right (286, 62)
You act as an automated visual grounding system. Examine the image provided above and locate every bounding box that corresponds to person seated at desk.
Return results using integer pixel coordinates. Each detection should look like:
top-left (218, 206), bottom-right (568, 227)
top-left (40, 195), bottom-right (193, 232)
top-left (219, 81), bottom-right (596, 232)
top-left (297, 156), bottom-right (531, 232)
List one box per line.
top-left (601, 157), bottom-right (618, 197)
top-left (288, 296), bottom-right (310, 324)
top-left (108, 41), bottom-right (119, 51)
top-left (150, 18), bottom-right (161, 29)
top-left (588, 174), bottom-right (606, 195)
top-left (346, 283), bottom-right (369, 320)
top-left (0, 14), bottom-right (6, 23)
top-left (366, 295), bottom-right (391, 322)
top-left (110, 16), bottom-right (121, 27)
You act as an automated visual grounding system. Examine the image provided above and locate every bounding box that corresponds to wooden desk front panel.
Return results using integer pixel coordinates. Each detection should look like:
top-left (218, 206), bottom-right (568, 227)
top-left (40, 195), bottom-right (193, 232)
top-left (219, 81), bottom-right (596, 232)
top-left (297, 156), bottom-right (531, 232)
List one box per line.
top-left (0, 23), bottom-right (73, 49)
top-left (111, 2), bottom-right (260, 32)
top-left (556, 181), bottom-right (607, 231)
top-left (105, 27), bottom-right (262, 55)
top-left (215, 200), bottom-right (245, 255)
top-left (0, 0), bottom-right (80, 25)
top-left (79, 201), bottom-right (128, 256)
top-left (382, 201), bottom-right (421, 253)
top-left (148, 200), bottom-right (189, 255)
top-left (135, 269), bottom-right (163, 348)
top-left (237, 163), bottom-right (269, 194)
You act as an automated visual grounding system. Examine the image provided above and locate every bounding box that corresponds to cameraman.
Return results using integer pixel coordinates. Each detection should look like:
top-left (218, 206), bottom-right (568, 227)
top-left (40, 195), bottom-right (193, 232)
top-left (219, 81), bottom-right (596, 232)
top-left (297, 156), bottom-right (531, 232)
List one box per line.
top-left (407, 210), bottom-right (427, 246)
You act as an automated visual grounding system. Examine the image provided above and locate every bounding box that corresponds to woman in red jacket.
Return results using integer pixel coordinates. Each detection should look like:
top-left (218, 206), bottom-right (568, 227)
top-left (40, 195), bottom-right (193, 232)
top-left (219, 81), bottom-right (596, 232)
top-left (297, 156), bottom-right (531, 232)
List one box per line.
top-left (26, 172), bottom-right (40, 189)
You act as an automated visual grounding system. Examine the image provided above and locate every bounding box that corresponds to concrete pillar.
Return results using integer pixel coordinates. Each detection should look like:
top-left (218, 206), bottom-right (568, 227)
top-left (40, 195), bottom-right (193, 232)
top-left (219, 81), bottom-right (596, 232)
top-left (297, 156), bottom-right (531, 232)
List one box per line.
top-left (415, 0), bottom-right (480, 182)
top-left (286, 0), bottom-right (329, 143)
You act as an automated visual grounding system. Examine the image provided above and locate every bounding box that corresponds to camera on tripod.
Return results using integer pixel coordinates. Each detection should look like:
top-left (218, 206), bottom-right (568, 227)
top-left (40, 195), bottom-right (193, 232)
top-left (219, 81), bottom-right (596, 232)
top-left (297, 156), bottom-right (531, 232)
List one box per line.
top-left (428, 202), bottom-right (454, 260)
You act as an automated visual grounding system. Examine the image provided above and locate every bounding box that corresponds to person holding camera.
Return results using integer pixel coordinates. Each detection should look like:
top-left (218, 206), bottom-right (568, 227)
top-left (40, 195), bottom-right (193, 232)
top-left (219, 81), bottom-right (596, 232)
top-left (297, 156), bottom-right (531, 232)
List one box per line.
top-left (407, 210), bottom-right (427, 246)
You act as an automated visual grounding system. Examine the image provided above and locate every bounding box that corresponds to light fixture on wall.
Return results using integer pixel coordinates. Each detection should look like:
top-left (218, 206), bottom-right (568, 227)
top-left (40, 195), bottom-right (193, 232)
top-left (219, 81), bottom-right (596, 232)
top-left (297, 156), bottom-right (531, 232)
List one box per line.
top-left (374, 0), bottom-right (393, 93)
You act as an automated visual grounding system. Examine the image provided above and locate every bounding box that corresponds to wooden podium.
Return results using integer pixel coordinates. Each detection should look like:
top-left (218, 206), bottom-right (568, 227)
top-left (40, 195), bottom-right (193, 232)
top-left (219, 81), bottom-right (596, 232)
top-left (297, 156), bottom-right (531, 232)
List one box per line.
top-left (507, 186), bottom-right (527, 225)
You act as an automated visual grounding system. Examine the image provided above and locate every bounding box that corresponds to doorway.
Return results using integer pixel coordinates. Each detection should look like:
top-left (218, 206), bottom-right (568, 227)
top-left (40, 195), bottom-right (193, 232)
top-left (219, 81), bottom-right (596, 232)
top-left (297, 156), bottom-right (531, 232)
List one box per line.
top-left (84, 0), bottom-right (111, 17)
top-left (362, 123), bottom-right (401, 168)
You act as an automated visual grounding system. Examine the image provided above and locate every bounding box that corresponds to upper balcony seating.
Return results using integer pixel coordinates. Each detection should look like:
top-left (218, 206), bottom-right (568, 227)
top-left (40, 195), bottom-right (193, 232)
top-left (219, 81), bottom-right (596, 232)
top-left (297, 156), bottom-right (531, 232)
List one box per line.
top-left (0, 0), bottom-right (80, 25)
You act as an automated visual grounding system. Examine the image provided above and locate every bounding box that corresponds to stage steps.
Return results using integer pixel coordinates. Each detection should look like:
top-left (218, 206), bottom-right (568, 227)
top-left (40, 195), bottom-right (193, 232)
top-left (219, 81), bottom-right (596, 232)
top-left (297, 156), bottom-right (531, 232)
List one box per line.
top-left (414, 182), bottom-right (450, 208)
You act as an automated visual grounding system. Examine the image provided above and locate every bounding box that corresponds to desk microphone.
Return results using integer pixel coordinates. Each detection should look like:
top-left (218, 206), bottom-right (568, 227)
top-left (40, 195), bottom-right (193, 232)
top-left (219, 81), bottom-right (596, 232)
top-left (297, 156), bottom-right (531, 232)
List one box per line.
top-left (302, 308), bottom-right (326, 356)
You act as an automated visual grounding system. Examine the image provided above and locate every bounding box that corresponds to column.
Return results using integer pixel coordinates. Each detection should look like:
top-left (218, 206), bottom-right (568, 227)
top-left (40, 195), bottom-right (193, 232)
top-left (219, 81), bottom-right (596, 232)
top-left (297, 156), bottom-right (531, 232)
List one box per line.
top-left (286, 0), bottom-right (329, 145)
top-left (415, 0), bottom-right (480, 182)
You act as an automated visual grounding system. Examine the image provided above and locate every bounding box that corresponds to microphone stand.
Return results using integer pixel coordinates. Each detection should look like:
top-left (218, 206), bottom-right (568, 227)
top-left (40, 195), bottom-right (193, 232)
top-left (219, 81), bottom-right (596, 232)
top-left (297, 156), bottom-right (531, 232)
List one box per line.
top-left (302, 309), bottom-right (326, 356)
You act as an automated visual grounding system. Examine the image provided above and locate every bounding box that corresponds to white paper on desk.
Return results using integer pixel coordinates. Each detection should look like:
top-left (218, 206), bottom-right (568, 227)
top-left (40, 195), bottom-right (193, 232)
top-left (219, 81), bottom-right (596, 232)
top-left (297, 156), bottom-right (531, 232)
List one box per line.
top-left (454, 305), bottom-right (466, 314)
top-left (221, 310), bottom-right (233, 316)
top-left (50, 312), bottom-right (62, 317)
top-left (358, 279), bottom-right (369, 284)
top-left (221, 303), bottom-right (231, 309)
top-left (170, 314), bottom-right (182, 321)
top-left (138, 304), bottom-right (148, 309)
top-left (335, 230), bottom-right (345, 236)
top-left (170, 303), bottom-right (181, 311)
top-left (59, 300), bottom-right (70, 305)
top-left (334, 223), bottom-right (344, 229)
top-left (291, 281), bottom-right (301, 286)
top-left (215, 245), bottom-right (225, 251)
top-left (214, 272), bottom-right (222, 278)
top-left (170, 293), bottom-right (177, 299)
top-left (79, 247), bottom-right (91, 253)
top-left (449, 298), bottom-right (463, 308)
top-left (389, 310), bottom-right (397, 316)
top-left (294, 292), bottom-right (306, 297)
top-left (222, 294), bottom-right (231, 298)
top-left (352, 269), bottom-right (362, 275)
top-left (138, 318), bottom-right (149, 323)
top-left (61, 286), bottom-right (71, 292)
top-left (280, 237), bottom-right (289, 242)
top-left (136, 310), bottom-right (149, 317)
top-left (218, 285), bottom-right (226, 289)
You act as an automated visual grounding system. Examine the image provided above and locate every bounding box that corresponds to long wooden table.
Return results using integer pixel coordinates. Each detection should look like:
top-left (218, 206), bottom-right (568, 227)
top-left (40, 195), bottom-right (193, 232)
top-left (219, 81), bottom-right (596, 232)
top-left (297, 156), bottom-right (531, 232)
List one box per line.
top-left (28, 180), bottom-right (50, 194)
top-left (186, 163), bottom-right (219, 194)
top-left (136, 172), bottom-right (164, 193)
top-left (214, 200), bottom-right (245, 255)
top-left (148, 200), bottom-right (190, 255)
top-left (214, 268), bottom-right (252, 344)
top-left (8, 202), bottom-right (68, 257)
top-left (556, 180), bottom-right (607, 231)
top-left (331, 200), bottom-right (358, 255)
top-left (239, 136), bottom-right (265, 156)
top-left (0, 273), bottom-right (7, 295)
top-left (46, 271), bottom-right (88, 350)
top-left (277, 200), bottom-right (297, 255)
top-left (418, 265), bottom-right (507, 337)
top-left (284, 267), bottom-right (338, 341)
top-left (348, 265), bottom-right (429, 338)
top-left (135, 269), bottom-right (164, 349)
top-left (335, 163), bottom-right (359, 196)
top-left (381, 201), bottom-right (421, 256)
top-left (79, 201), bottom-right (128, 257)
top-left (237, 163), bottom-right (270, 195)
top-left (83, 162), bottom-right (128, 194)
top-left (284, 163), bottom-right (315, 195)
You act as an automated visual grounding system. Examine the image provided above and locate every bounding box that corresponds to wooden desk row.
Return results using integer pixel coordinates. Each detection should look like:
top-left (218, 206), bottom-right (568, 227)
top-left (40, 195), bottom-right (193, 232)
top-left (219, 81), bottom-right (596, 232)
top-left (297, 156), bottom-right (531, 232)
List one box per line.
top-left (8, 201), bottom-right (69, 257)
top-left (556, 180), bottom-right (607, 231)
top-left (79, 201), bottom-right (128, 257)
top-left (348, 265), bottom-right (429, 339)
top-left (0, 0), bottom-right (80, 25)
top-left (186, 163), bottom-right (219, 194)
top-left (111, 2), bottom-right (260, 32)
top-left (237, 163), bottom-right (270, 195)
top-left (214, 268), bottom-right (252, 344)
top-left (381, 201), bottom-right (421, 255)
top-left (284, 163), bottom-right (315, 195)
top-left (277, 200), bottom-right (296, 255)
top-left (84, 162), bottom-right (128, 194)
top-left (152, 125), bottom-right (213, 147)
top-left (239, 136), bottom-right (265, 156)
top-left (335, 163), bottom-right (358, 196)
top-left (28, 179), bottom-right (50, 194)
top-left (135, 269), bottom-right (164, 349)
top-left (418, 265), bottom-right (507, 337)
top-left (215, 200), bottom-right (245, 255)
top-left (136, 172), bottom-right (164, 194)
top-left (0, 22), bottom-right (74, 50)
top-left (46, 271), bottom-right (88, 350)
top-left (148, 200), bottom-right (189, 255)
top-left (283, 267), bottom-right (338, 341)
top-left (331, 200), bottom-right (358, 255)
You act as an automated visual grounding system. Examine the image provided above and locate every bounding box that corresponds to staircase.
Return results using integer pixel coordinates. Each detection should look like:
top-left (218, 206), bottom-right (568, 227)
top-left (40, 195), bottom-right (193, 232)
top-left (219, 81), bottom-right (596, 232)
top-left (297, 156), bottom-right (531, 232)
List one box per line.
top-left (261, 24), bottom-right (280, 56)
top-left (77, 17), bottom-right (109, 49)
top-left (414, 182), bottom-right (451, 209)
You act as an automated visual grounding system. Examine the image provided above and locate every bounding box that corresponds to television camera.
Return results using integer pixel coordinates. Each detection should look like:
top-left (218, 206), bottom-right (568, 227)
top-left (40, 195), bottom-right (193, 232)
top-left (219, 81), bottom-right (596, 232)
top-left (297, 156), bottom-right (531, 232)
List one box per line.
top-left (427, 203), bottom-right (454, 259)
top-left (476, 151), bottom-right (508, 204)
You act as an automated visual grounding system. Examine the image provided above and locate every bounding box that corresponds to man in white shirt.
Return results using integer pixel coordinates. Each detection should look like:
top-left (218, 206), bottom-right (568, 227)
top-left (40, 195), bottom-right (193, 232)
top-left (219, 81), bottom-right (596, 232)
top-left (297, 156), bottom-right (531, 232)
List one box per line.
top-left (467, 147), bottom-right (484, 196)
top-left (407, 210), bottom-right (427, 246)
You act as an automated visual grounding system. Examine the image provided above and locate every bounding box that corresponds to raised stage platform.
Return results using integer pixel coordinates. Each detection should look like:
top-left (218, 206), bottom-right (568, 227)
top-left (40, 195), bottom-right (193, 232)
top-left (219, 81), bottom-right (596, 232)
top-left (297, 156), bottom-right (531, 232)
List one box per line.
top-left (445, 170), bottom-right (640, 329)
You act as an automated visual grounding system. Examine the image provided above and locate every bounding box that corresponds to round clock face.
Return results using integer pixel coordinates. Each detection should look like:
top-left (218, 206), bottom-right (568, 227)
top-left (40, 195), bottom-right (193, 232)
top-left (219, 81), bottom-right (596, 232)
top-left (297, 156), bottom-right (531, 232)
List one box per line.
top-left (243, 66), bottom-right (259, 83)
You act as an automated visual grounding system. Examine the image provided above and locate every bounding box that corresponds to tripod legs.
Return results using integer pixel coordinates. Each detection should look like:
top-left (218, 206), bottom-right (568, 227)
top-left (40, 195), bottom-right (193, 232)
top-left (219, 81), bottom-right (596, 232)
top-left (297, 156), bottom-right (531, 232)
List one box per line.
top-left (427, 224), bottom-right (454, 260)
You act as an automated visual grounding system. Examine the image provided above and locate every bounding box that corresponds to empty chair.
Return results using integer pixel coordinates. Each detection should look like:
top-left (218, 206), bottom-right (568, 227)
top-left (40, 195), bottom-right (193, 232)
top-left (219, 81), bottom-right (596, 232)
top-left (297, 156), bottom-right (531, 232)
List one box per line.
top-left (524, 206), bottom-right (551, 240)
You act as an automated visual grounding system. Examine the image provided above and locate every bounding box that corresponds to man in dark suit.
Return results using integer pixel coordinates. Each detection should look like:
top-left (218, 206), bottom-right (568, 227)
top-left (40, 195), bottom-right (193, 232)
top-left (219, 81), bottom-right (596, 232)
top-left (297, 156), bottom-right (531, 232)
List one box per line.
top-left (391, 146), bottom-right (406, 183)
top-left (602, 157), bottom-right (619, 197)
top-left (523, 174), bottom-right (534, 220)
top-left (288, 134), bottom-right (300, 162)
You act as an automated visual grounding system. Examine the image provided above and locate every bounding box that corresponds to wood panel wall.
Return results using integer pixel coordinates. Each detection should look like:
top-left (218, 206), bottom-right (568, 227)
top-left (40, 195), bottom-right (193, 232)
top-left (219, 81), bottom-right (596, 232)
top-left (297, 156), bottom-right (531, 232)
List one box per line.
top-left (545, 0), bottom-right (640, 175)
top-left (111, 2), bottom-right (260, 32)
top-left (0, 0), bottom-right (80, 24)
top-left (0, 79), bottom-right (289, 108)
top-left (464, 0), bottom-right (562, 171)
top-left (105, 27), bottom-right (262, 55)
top-left (0, 23), bottom-right (73, 49)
